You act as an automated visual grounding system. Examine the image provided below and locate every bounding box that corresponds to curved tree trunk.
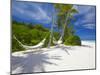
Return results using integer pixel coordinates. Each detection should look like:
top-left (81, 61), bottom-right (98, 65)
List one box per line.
top-left (48, 8), bottom-right (55, 48)
top-left (61, 11), bottom-right (70, 43)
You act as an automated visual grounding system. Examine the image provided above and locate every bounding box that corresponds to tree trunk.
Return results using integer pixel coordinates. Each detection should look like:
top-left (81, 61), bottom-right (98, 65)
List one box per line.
top-left (48, 8), bottom-right (55, 48)
top-left (61, 12), bottom-right (70, 43)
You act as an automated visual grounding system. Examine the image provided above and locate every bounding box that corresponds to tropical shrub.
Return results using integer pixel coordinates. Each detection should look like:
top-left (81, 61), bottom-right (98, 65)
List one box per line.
top-left (64, 35), bottom-right (81, 46)
top-left (12, 21), bottom-right (49, 52)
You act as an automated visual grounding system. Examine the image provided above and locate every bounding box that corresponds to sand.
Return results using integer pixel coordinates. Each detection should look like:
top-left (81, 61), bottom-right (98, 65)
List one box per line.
top-left (11, 41), bottom-right (96, 74)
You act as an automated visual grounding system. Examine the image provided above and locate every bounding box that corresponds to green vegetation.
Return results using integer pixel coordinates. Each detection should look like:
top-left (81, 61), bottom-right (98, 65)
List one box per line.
top-left (64, 35), bottom-right (81, 46)
top-left (12, 4), bottom-right (81, 52)
top-left (54, 4), bottom-right (78, 42)
top-left (12, 21), bottom-right (50, 52)
top-left (12, 20), bottom-right (81, 52)
top-left (54, 4), bottom-right (81, 46)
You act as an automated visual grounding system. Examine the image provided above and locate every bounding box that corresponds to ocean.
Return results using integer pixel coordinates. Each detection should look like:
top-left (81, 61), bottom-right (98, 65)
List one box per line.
top-left (81, 40), bottom-right (95, 45)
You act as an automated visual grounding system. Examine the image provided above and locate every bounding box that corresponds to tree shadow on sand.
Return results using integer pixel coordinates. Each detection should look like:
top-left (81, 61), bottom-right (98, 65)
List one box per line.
top-left (11, 52), bottom-right (62, 74)
top-left (53, 45), bottom-right (71, 55)
top-left (81, 45), bottom-right (93, 48)
top-left (61, 46), bottom-right (70, 55)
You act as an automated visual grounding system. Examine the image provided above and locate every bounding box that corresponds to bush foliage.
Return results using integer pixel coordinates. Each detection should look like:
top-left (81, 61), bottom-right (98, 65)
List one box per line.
top-left (12, 21), bottom-right (81, 52)
top-left (12, 21), bottom-right (50, 52)
top-left (64, 35), bottom-right (81, 46)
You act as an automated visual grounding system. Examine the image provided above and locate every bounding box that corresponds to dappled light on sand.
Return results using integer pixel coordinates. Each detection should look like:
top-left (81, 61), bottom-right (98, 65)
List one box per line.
top-left (12, 41), bottom-right (95, 74)
top-left (11, 51), bottom-right (62, 74)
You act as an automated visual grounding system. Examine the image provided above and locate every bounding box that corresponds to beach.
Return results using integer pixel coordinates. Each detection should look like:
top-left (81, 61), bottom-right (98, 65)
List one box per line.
top-left (11, 41), bottom-right (96, 74)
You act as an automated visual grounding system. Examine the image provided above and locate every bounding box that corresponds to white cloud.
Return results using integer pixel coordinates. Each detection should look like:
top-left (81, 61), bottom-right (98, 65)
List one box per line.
top-left (73, 5), bottom-right (96, 29)
top-left (34, 7), bottom-right (51, 21)
top-left (83, 24), bottom-right (95, 29)
top-left (13, 6), bottom-right (24, 14)
top-left (12, 1), bottom-right (51, 24)
top-left (74, 5), bottom-right (94, 15)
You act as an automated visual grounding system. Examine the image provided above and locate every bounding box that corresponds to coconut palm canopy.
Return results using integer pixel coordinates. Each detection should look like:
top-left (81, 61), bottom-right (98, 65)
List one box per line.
top-left (12, 0), bottom-right (96, 40)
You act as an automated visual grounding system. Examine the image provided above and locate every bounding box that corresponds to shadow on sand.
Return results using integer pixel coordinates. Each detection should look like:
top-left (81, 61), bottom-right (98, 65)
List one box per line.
top-left (81, 45), bottom-right (93, 48)
top-left (53, 45), bottom-right (71, 55)
top-left (11, 51), bottom-right (62, 74)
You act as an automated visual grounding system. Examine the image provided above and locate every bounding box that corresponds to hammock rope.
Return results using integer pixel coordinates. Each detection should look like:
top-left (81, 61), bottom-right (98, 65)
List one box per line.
top-left (13, 35), bottom-right (46, 49)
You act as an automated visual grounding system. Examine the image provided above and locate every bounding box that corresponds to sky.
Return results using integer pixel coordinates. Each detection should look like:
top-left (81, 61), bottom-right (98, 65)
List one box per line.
top-left (12, 0), bottom-right (96, 40)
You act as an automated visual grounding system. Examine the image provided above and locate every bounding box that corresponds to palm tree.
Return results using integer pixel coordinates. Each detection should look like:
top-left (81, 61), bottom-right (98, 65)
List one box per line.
top-left (54, 4), bottom-right (78, 43)
top-left (48, 6), bottom-right (55, 47)
top-left (48, 4), bottom-right (78, 47)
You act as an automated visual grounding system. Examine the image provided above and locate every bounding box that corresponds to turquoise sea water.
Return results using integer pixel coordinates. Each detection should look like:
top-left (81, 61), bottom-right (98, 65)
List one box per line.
top-left (82, 40), bottom-right (95, 45)
top-left (82, 40), bottom-right (95, 43)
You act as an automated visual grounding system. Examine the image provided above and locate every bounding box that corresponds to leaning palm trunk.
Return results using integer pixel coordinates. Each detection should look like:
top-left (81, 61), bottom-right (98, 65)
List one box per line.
top-left (48, 23), bottom-right (53, 47)
top-left (60, 11), bottom-right (70, 43)
top-left (54, 4), bottom-right (78, 44)
top-left (48, 8), bottom-right (55, 48)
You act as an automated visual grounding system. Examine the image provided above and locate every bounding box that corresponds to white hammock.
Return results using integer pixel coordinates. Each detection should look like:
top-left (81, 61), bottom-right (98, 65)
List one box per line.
top-left (53, 36), bottom-right (63, 45)
top-left (13, 35), bottom-right (46, 49)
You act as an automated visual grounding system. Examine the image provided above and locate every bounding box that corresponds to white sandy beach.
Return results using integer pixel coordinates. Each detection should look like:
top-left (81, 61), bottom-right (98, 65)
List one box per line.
top-left (11, 41), bottom-right (96, 74)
